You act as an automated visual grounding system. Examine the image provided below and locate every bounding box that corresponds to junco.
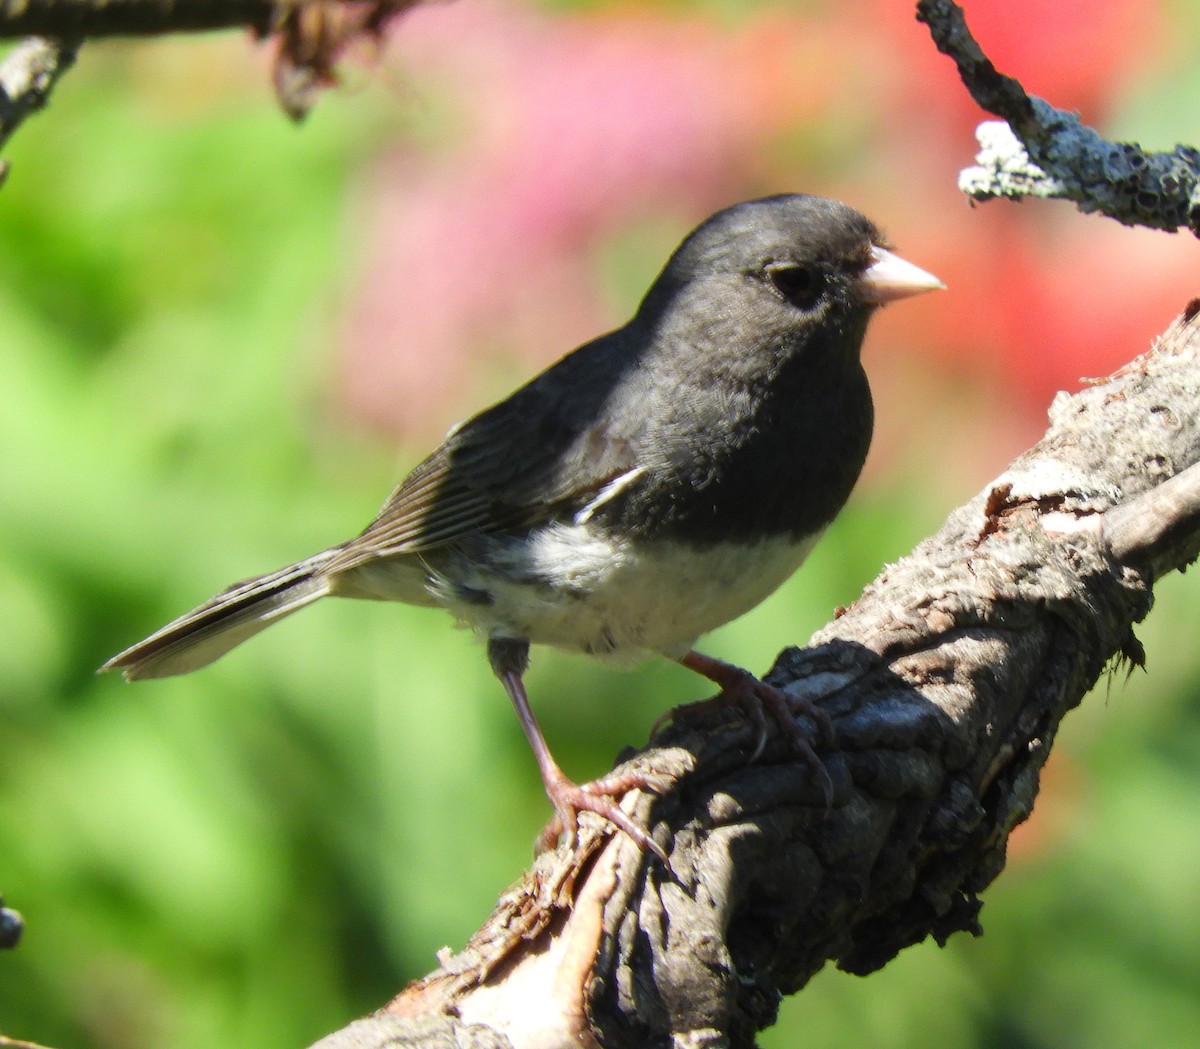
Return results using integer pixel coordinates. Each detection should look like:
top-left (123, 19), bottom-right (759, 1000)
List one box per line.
top-left (103, 194), bottom-right (943, 859)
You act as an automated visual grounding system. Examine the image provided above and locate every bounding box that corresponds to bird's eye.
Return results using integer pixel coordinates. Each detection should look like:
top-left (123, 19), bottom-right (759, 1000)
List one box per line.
top-left (765, 263), bottom-right (823, 309)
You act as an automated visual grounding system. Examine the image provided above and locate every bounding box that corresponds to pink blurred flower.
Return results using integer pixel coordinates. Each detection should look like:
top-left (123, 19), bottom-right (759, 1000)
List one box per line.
top-left (338, 0), bottom-right (1183, 464)
top-left (338, 1), bottom-right (845, 441)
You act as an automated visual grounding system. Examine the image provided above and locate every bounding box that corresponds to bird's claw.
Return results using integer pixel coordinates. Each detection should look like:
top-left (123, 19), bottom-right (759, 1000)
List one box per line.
top-left (536, 768), bottom-right (668, 863)
top-left (724, 672), bottom-right (835, 811)
top-left (678, 652), bottom-right (834, 811)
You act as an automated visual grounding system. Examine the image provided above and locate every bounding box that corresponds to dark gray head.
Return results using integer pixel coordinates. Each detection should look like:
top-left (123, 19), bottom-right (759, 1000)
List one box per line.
top-left (637, 194), bottom-right (942, 350)
top-left (666, 195), bottom-right (881, 284)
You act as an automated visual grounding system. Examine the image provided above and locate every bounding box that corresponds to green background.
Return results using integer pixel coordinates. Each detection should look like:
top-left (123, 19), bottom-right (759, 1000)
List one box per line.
top-left (3, 4), bottom-right (1200, 1047)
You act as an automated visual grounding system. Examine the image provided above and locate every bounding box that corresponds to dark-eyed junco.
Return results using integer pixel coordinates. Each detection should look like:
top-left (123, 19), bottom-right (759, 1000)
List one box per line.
top-left (103, 194), bottom-right (942, 858)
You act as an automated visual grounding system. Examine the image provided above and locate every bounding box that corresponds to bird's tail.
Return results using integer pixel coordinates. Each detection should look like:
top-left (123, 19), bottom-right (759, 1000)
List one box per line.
top-left (100, 551), bottom-right (339, 681)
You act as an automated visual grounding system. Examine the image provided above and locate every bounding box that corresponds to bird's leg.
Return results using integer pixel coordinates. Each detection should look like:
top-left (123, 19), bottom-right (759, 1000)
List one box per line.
top-left (487, 638), bottom-right (666, 861)
top-left (677, 649), bottom-right (834, 807)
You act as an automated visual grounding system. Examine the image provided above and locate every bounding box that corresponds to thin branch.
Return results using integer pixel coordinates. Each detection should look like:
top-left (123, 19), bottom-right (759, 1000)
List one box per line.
top-left (0, 0), bottom-right (431, 119)
top-left (301, 302), bottom-right (1200, 1049)
top-left (0, 0), bottom-right (279, 37)
top-left (0, 36), bottom-right (78, 181)
top-left (1103, 459), bottom-right (1200, 571)
top-left (916, 0), bottom-right (1200, 235)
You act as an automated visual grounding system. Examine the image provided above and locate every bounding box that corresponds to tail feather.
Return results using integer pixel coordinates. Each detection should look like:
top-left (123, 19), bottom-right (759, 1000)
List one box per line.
top-left (101, 552), bottom-right (338, 681)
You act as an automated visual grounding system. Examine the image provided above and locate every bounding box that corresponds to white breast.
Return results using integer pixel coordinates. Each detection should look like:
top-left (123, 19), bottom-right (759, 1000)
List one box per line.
top-left (439, 522), bottom-right (824, 666)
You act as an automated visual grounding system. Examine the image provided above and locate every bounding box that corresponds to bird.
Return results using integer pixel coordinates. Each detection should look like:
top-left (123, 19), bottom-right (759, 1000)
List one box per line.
top-left (102, 194), bottom-right (943, 860)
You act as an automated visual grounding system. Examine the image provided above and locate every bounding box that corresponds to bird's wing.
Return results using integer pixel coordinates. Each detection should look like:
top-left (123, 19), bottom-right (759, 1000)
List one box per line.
top-left (325, 335), bottom-right (645, 571)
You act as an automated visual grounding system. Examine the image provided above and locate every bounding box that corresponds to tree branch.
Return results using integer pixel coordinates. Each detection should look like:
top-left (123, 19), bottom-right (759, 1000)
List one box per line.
top-left (916, 0), bottom-right (1200, 235)
top-left (297, 302), bottom-right (1200, 1049)
top-left (0, 0), bottom-right (430, 119)
top-left (0, 0), bottom-right (282, 38)
top-left (0, 36), bottom-right (78, 181)
top-left (1102, 455), bottom-right (1200, 572)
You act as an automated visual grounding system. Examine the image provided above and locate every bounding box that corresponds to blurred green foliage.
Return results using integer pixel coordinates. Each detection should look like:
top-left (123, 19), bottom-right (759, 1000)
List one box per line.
top-left (2, 14), bottom-right (1200, 1049)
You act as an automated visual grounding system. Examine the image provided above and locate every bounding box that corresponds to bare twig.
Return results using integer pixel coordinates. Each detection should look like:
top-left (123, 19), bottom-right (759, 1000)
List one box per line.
top-left (299, 302), bottom-right (1200, 1049)
top-left (0, 0), bottom-right (279, 38)
top-left (916, 0), bottom-right (1200, 235)
top-left (0, 0), bottom-right (430, 119)
top-left (0, 36), bottom-right (78, 181)
top-left (1103, 458), bottom-right (1200, 572)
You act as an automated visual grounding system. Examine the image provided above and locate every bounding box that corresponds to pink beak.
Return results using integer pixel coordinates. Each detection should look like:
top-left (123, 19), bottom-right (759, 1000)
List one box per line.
top-left (859, 246), bottom-right (945, 305)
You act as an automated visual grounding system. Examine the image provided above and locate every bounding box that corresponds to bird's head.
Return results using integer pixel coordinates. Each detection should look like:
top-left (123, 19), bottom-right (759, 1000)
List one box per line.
top-left (638, 194), bottom-right (943, 355)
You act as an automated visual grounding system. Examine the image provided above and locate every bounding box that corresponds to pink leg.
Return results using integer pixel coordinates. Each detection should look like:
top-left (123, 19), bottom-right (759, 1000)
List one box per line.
top-left (489, 639), bottom-right (667, 862)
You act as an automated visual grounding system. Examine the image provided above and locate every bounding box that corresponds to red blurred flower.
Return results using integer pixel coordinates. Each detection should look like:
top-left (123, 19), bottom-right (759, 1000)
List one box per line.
top-left (339, 1), bottom-right (852, 440)
top-left (338, 0), bottom-right (1181, 460)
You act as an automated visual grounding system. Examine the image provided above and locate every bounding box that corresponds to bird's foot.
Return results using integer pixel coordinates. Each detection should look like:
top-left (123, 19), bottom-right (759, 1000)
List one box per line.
top-left (678, 651), bottom-right (834, 809)
top-left (488, 645), bottom-right (668, 863)
top-left (536, 765), bottom-right (668, 863)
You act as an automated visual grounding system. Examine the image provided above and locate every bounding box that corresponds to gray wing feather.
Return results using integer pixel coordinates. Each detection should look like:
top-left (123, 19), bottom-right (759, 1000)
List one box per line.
top-left (326, 329), bottom-right (649, 572)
